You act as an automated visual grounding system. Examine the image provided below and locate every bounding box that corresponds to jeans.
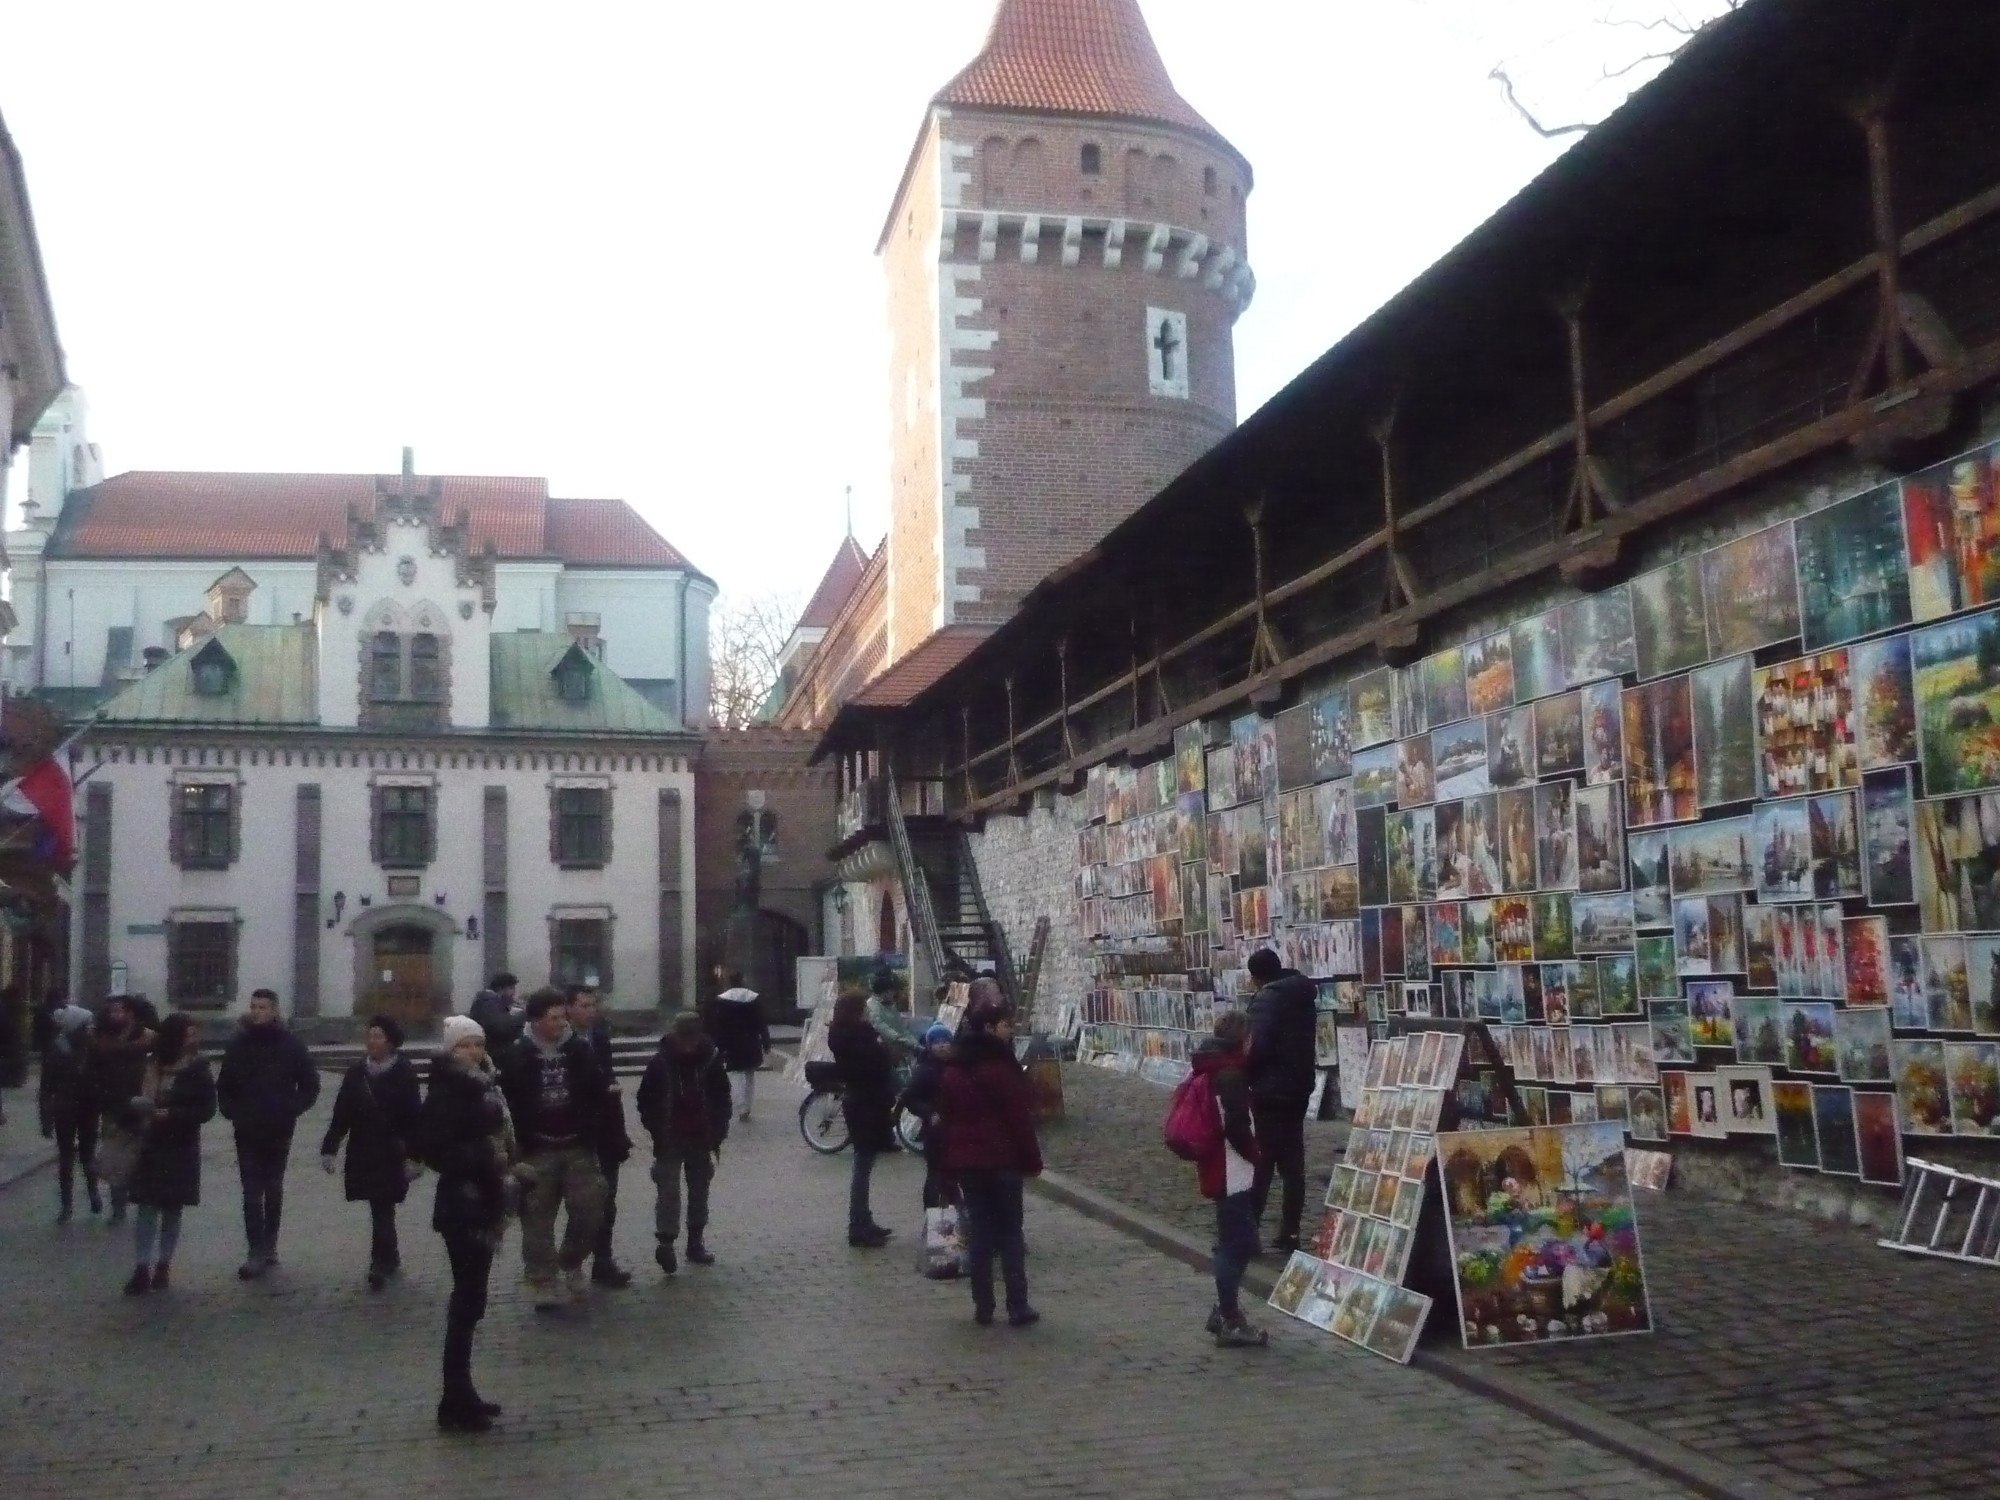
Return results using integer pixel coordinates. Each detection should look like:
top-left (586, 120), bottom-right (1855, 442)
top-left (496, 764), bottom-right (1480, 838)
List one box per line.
top-left (517, 1145), bottom-right (606, 1284)
top-left (1214, 1190), bottom-right (1260, 1319)
top-left (959, 1169), bottom-right (1029, 1317)
top-left (651, 1144), bottom-right (714, 1244)
top-left (1250, 1098), bottom-right (1308, 1241)
top-left (848, 1148), bottom-right (879, 1236)
top-left (133, 1204), bottom-right (183, 1266)
top-left (235, 1128), bottom-right (295, 1257)
top-left (592, 1159), bottom-right (622, 1267)
top-left (729, 1070), bottom-right (756, 1117)
top-left (368, 1199), bottom-right (400, 1270)
top-left (441, 1229), bottom-right (494, 1407)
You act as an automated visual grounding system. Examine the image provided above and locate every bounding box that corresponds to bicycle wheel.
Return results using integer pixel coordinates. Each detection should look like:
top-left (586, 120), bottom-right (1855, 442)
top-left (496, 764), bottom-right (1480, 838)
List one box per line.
top-left (799, 1090), bottom-right (850, 1154)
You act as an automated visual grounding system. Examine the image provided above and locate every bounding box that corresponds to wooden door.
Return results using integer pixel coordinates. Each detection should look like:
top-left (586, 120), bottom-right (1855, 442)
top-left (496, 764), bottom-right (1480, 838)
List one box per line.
top-left (372, 927), bottom-right (435, 1032)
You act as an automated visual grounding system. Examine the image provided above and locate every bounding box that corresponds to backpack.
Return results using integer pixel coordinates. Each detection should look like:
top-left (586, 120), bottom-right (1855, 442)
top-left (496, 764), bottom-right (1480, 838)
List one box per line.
top-left (1163, 1069), bottom-right (1222, 1162)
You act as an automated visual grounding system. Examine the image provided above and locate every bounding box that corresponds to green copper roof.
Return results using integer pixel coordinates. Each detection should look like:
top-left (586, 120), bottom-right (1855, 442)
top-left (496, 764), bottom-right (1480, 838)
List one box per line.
top-left (489, 632), bottom-right (680, 734)
top-left (96, 625), bottom-right (319, 725)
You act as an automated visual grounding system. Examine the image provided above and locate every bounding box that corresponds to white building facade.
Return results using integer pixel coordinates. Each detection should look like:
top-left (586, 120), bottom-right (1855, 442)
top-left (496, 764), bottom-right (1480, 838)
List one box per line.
top-left (16, 438), bottom-right (712, 1030)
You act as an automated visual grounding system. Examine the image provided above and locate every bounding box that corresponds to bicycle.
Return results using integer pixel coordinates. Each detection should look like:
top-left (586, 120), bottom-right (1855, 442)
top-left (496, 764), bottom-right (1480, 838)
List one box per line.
top-left (798, 1053), bottom-right (926, 1155)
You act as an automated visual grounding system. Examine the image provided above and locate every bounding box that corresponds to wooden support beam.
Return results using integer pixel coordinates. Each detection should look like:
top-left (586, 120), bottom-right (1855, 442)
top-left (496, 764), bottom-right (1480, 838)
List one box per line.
top-left (1244, 496), bottom-right (1286, 676)
top-left (1557, 289), bottom-right (1621, 532)
top-left (1372, 414), bottom-right (1422, 614)
top-left (1056, 636), bottom-right (1076, 761)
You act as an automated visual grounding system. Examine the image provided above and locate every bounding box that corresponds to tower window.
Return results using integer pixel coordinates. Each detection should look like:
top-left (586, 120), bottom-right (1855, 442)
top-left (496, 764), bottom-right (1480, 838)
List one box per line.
top-left (1204, 165), bottom-right (1217, 196)
top-left (1080, 143), bottom-right (1101, 175)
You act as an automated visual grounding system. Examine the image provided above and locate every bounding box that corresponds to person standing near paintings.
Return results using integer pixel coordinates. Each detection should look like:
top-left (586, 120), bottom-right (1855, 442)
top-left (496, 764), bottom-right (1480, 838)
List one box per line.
top-left (703, 971), bottom-right (770, 1123)
top-left (1191, 1010), bottom-right (1267, 1347)
top-left (1244, 948), bottom-right (1318, 1255)
top-left (827, 989), bottom-right (897, 1248)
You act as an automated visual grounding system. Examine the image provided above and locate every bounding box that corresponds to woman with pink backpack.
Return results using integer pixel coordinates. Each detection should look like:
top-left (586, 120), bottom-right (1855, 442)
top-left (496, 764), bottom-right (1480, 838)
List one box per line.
top-left (1172, 1010), bottom-right (1268, 1347)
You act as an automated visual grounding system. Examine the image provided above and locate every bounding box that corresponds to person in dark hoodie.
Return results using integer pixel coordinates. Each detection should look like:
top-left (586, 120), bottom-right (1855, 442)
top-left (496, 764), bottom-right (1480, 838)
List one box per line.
top-left (634, 1010), bottom-right (731, 1274)
top-left (703, 971), bottom-right (770, 1123)
top-left (937, 983), bottom-right (1043, 1327)
top-left (1192, 1010), bottom-right (1267, 1347)
top-left (1244, 947), bottom-right (1318, 1255)
top-left (39, 999), bottom-right (100, 1223)
top-left (565, 983), bottom-right (634, 1288)
top-left (87, 996), bottom-right (156, 1226)
top-left (319, 1014), bottom-right (425, 1290)
top-left (124, 1013), bottom-right (217, 1295)
top-left (896, 1021), bottom-right (957, 1211)
top-left (417, 1015), bottom-right (514, 1434)
top-left (215, 988), bottom-right (321, 1279)
top-left (827, 988), bottom-right (898, 1248)
top-left (496, 988), bottom-right (609, 1310)
top-left (467, 973), bottom-right (523, 1055)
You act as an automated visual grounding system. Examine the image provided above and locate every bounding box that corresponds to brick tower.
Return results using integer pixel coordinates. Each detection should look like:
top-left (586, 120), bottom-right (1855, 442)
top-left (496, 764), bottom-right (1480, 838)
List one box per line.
top-left (879, 0), bottom-right (1254, 663)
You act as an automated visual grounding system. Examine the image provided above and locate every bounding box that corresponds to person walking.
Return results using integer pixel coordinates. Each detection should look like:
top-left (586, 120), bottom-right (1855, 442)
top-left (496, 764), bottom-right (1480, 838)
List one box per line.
top-left (215, 988), bottom-right (322, 1279)
top-left (123, 1013), bottom-right (218, 1294)
top-left (496, 988), bottom-right (609, 1310)
top-left (39, 998), bottom-right (100, 1223)
top-left (319, 1014), bottom-right (424, 1290)
top-left (88, 996), bottom-right (157, 1227)
top-left (1244, 948), bottom-right (1318, 1254)
top-left (467, 974), bottom-right (524, 1054)
top-left (827, 989), bottom-right (897, 1248)
top-left (634, 1010), bottom-right (731, 1274)
top-left (1192, 1011), bottom-right (1267, 1347)
top-left (417, 1015), bottom-right (514, 1434)
top-left (703, 971), bottom-right (769, 1123)
top-left (565, 984), bottom-right (634, 1288)
top-left (937, 985), bottom-right (1042, 1326)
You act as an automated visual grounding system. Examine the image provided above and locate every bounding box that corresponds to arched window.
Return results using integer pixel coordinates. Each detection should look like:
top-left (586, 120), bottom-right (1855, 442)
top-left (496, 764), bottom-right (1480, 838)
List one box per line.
top-left (370, 631), bottom-right (403, 700)
top-left (409, 633), bottom-right (442, 701)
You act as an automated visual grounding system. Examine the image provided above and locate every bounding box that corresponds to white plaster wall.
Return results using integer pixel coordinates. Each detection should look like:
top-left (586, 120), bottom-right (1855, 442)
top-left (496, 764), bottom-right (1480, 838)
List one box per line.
top-left (555, 570), bottom-right (681, 684)
top-left (82, 749), bottom-right (696, 1019)
top-left (491, 561), bottom-right (562, 634)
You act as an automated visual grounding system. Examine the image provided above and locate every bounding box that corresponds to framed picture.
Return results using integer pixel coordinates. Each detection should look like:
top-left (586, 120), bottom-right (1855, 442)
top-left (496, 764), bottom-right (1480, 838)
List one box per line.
top-left (1702, 522), bottom-right (1802, 657)
top-left (1732, 995), bottom-right (1785, 1067)
top-left (1575, 782), bottom-right (1626, 894)
top-left (1911, 607), bottom-right (2000, 796)
top-left (1631, 556), bottom-right (1711, 682)
top-left (1771, 1079), bottom-right (1821, 1169)
top-left (1650, 999), bottom-right (1696, 1065)
top-left (1851, 633), bottom-right (1918, 771)
top-left (1892, 1038), bottom-right (1952, 1135)
top-left (1561, 585), bottom-right (1639, 686)
top-left (1486, 705), bottom-right (1536, 791)
top-left (1622, 676), bottom-right (1699, 826)
top-left (1812, 1084), bottom-right (1864, 1176)
top-left (1717, 1065), bottom-right (1777, 1136)
top-left (1510, 609), bottom-right (1564, 705)
top-left (1534, 691), bottom-right (1585, 779)
top-left (1754, 650), bottom-right (1859, 799)
top-left (1903, 441), bottom-right (2000, 622)
top-left (1862, 767), bottom-right (1916, 907)
top-left (1853, 1090), bottom-right (1907, 1186)
top-left (1781, 1001), bottom-right (1838, 1074)
top-left (1794, 483), bottom-right (1913, 651)
top-left (1691, 655), bottom-right (1758, 808)
top-left (1352, 668), bottom-right (1396, 749)
top-left (1668, 814), bottom-right (1754, 897)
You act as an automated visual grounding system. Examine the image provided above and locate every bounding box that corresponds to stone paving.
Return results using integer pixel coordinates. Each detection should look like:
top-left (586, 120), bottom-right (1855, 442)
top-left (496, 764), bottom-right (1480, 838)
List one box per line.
top-left (0, 1066), bottom-right (1687, 1500)
top-left (1042, 1063), bottom-right (2000, 1499)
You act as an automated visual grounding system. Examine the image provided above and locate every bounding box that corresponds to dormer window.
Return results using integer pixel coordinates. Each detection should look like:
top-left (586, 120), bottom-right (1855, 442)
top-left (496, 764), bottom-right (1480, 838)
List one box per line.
top-left (190, 639), bottom-right (236, 698)
top-left (556, 657), bottom-right (592, 703)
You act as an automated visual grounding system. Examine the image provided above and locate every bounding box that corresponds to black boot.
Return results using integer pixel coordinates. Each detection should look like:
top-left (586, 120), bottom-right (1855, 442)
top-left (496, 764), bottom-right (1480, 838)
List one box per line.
top-left (591, 1257), bottom-right (633, 1288)
top-left (57, 1180), bottom-right (73, 1226)
top-left (436, 1399), bottom-right (494, 1434)
top-left (685, 1230), bottom-right (714, 1266)
top-left (86, 1176), bottom-right (103, 1215)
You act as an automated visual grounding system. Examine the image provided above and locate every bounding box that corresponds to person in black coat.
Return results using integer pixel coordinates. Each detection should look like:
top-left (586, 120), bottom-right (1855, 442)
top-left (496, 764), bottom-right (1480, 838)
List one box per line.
top-left (38, 1000), bottom-right (100, 1223)
top-left (124, 1013), bottom-right (218, 1295)
top-left (1244, 948), bottom-right (1320, 1254)
top-left (215, 988), bottom-right (322, 1279)
top-left (417, 1015), bottom-right (515, 1434)
top-left (87, 997), bottom-right (156, 1227)
top-left (828, 989), bottom-right (899, 1248)
top-left (703, 971), bottom-right (770, 1122)
top-left (635, 1011), bottom-right (731, 1274)
top-left (319, 1014), bottom-right (424, 1290)
top-left (495, 989), bottom-right (610, 1308)
top-left (565, 984), bottom-right (634, 1288)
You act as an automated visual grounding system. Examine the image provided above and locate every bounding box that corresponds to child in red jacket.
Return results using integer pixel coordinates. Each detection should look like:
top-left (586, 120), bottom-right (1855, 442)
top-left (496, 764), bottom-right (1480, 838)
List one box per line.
top-left (1191, 1011), bottom-right (1267, 1347)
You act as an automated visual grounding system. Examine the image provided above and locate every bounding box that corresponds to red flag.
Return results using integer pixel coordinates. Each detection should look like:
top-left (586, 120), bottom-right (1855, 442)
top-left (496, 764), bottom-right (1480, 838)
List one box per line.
top-left (1, 755), bottom-right (76, 866)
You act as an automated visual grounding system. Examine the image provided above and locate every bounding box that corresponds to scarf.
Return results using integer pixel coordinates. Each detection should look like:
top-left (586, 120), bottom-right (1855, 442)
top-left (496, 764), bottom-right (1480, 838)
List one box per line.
top-left (364, 1053), bottom-right (398, 1079)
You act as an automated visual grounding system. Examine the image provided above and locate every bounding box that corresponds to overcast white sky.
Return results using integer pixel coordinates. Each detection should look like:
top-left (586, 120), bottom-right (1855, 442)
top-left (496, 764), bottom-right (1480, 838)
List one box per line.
top-left (2, 0), bottom-right (1728, 605)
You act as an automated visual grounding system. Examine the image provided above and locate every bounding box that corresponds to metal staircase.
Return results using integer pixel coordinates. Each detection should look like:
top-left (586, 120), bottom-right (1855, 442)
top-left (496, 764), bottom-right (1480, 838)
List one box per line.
top-left (885, 771), bottom-right (1019, 1008)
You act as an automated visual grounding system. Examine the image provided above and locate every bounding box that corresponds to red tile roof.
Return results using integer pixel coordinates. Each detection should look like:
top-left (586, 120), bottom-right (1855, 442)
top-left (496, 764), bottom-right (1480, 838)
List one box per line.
top-left (49, 471), bottom-right (696, 572)
top-left (797, 536), bottom-right (873, 630)
top-left (934, 0), bottom-right (1224, 143)
top-left (846, 625), bottom-right (994, 709)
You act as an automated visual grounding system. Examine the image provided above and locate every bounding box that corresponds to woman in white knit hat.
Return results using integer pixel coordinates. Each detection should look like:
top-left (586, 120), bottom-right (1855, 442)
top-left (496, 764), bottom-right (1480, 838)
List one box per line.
top-left (416, 1015), bottom-right (516, 1433)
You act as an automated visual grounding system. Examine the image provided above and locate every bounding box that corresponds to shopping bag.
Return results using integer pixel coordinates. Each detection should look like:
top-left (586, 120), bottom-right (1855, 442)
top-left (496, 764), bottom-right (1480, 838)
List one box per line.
top-left (916, 1204), bottom-right (964, 1279)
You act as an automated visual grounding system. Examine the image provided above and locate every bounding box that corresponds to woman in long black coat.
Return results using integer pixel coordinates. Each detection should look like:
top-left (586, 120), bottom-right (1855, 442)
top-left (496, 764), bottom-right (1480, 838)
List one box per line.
top-left (417, 1015), bottom-right (514, 1434)
top-left (828, 989), bottom-right (899, 1249)
top-left (124, 1013), bottom-right (217, 1295)
top-left (320, 1014), bottom-right (424, 1289)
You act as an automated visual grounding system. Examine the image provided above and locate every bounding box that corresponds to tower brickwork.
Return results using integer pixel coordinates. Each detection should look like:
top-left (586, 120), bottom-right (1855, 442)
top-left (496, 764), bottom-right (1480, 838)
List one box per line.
top-left (879, 0), bottom-right (1254, 664)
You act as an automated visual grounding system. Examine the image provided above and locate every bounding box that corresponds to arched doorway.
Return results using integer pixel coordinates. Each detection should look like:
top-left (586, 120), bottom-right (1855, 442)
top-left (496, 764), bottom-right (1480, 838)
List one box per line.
top-left (372, 925), bottom-right (436, 1034)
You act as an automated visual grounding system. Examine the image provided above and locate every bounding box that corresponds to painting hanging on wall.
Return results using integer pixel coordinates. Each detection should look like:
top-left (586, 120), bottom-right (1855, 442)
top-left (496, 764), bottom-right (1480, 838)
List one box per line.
top-left (1946, 1041), bottom-right (2000, 1135)
top-left (1851, 633), bottom-right (1918, 771)
top-left (1862, 768), bottom-right (1915, 907)
top-left (1561, 585), bottom-right (1639, 686)
top-left (1853, 1091), bottom-right (1906, 1186)
top-left (1754, 651), bottom-right (1858, 799)
top-left (1310, 687), bottom-right (1353, 780)
top-left (1511, 608), bottom-right (1564, 705)
top-left (1582, 679), bottom-right (1625, 787)
top-left (1622, 675), bottom-right (1699, 826)
top-left (1352, 668), bottom-right (1395, 749)
top-left (1631, 556), bottom-right (1711, 682)
top-left (1628, 829), bottom-right (1672, 929)
top-left (1835, 1006), bottom-right (1893, 1084)
top-left (1812, 1084), bottom-right (1863, 1176)
top-left (1690, 653), bottom-right (1757, 809)
top-left (1465, 631), bottom-right (1516, 717)
top-left (1911, 606), bottom-right (2000, 796)
top-left (1794, 484), bottom-right (1914, 651)
top-left (1426, 646), bottom-right (1471, 729)
top-left (1903, 444), bottom-right (2000, 623)
top-left (1892, 1039), bottom-right (1952, 1135)
top-left (1436, 1121), bottom-right (1651, 1349)
top-left (1914, 792), bottom-right (2000, 934)
top-left (1702, 522), bottom-right (1802, 656)
top-left (1772, 1079), bottom-right (1820, 1168)
top-left (1535, 692), bottom-right (1585, 778)
top-left (1487, 706), bottom-right (1535, 791)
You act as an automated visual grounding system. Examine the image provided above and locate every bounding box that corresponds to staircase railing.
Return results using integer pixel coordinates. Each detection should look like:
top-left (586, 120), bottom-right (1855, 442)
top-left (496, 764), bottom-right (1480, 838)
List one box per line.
top-left (957, 826), bottom-right (1023, 1013)
top-left (885, 769), bottom-right (949, 986)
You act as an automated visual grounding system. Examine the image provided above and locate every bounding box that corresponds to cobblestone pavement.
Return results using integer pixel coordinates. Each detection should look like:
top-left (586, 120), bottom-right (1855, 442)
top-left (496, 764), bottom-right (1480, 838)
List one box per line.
top-left (0, 1068), bottom-right (1686, 1500)
top-left (1043, 1064), bottom-right (2000, 1499)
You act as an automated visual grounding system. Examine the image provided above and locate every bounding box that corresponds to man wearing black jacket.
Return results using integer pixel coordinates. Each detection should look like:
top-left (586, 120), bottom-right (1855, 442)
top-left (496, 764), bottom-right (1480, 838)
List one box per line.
top-left (497, 989), bottom-right (610, 1310)
top-left (635, 1011), bottom-right (731, 1274)
top-left (566, 984), bottom-right (633, 1288)
top-left (1244, 948), bottom-right (1318, 1255)
top-left (216, 988), bottom-right (322, 1279)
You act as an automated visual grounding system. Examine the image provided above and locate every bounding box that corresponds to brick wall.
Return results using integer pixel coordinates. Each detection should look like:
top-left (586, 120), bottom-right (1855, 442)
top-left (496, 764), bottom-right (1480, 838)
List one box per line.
top-left (965, 787), bottom-right (1091, 1023)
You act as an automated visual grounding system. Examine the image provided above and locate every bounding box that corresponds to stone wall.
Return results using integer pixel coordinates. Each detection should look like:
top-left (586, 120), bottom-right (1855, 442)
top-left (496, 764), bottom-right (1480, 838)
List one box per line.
top-left (966, 787), bottom-right (1091, 1023)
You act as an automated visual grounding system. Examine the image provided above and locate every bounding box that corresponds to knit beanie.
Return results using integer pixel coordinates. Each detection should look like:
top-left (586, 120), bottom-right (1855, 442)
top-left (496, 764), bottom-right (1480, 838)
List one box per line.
top-left (439, 1015), bottom-right (486, 1054)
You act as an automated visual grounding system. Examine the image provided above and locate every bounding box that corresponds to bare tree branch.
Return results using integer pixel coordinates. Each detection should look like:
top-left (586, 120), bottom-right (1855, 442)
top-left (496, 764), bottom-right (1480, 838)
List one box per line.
top-left (1489, 65), bottom-right (1594, 138)
top-left (707, 590), bottom-right (800, 729)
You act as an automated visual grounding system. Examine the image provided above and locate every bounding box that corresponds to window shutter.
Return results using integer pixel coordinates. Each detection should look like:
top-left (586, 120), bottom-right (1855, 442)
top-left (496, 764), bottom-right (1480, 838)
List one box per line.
top-left (370, 785), bottom-right (383, 866)
top-left (600, 920), bottom-right (614, 995)
top-left (168, 784), bottom-right (185, 868)
top-left (423, 788), bottom-right (438, 868)
top-left (549, 786), bottom-right (562, 865)
top-left (227, 919), bottom-right (242, 1003)
top-left (548, 920), bottom-right (561, 991)
top-left (227, 784), bottom-right (243, 868)
top-left (600, 790), bottom-right (614, 866)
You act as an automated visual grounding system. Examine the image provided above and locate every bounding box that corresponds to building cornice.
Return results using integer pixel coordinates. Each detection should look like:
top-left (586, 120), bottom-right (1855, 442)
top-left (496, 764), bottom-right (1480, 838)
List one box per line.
top-left (944, 207), bottom-right (1254, 311)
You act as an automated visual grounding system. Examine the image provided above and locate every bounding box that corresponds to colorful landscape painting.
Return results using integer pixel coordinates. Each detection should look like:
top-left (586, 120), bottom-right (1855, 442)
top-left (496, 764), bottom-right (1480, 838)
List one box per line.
top-left (1465, 631), bottom-right (1515, 717)
top-left (1692, 655), bottom-right (1757, 807)
top-left (1631, 556), bottom-right (1710, 681)
top-left (1794, 483), bottom-right (1913, 651)
top-left (1438, 1121), bottom-right (1651, 1349)
top-left (1862, 768), bottom-right (1915, 907)
top-left (1352, 667), bottom-right (1395, 748)
top-left (1511, 609), bottom-right (1564, 705)
top-left (1561, 586), bottom-right (1639, 686)
top-left (1702, 523), bottom-right (1802, 656)
top-left (1903, 442), bottom-right (2000, 622)
top-left (1851, 633), bottom-right (1918, 770)
top-left (1622, 675), bottom-right (1699, 826)
top-left (1911, 606), bottom-right (2000, 795)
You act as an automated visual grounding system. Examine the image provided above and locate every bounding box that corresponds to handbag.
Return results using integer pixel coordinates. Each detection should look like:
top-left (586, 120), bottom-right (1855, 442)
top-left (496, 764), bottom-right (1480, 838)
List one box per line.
top-left (916, 1204), bottom-right (964, 1279)
top-left (95, 1123), bottom-right (141, 1191)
